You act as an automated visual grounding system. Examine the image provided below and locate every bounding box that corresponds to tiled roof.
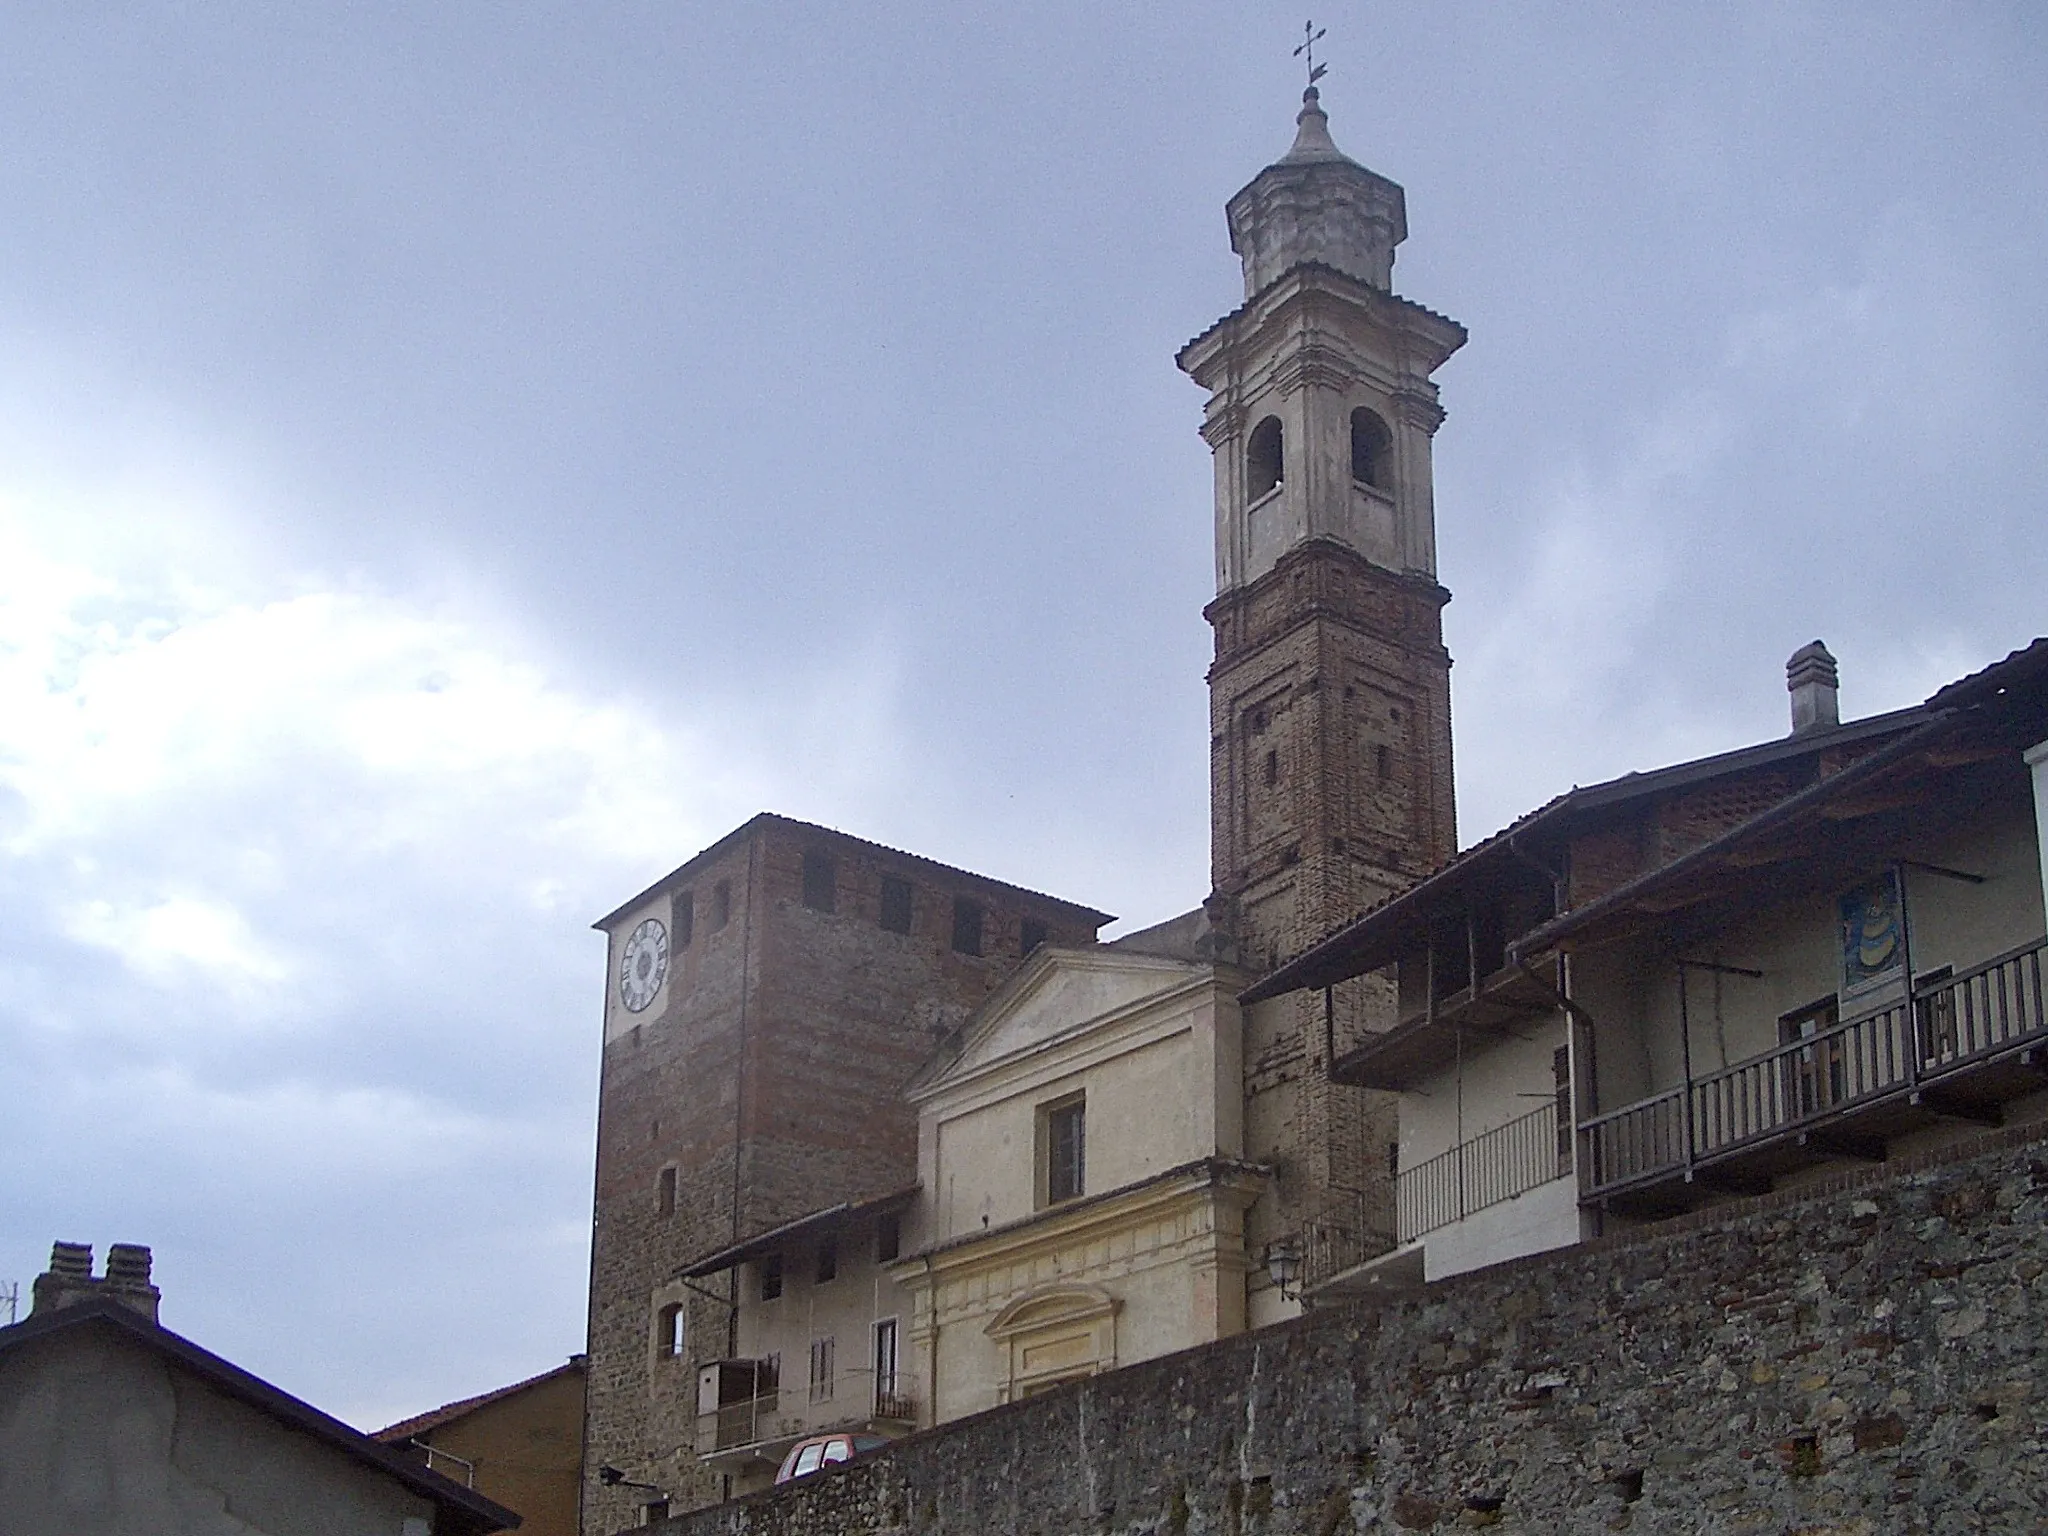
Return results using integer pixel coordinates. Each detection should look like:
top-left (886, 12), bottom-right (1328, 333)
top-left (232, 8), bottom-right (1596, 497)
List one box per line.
top-left (374, 1356), bottom-right (585, 1444)
top-left (594, 811), bottom-right (1114, 931)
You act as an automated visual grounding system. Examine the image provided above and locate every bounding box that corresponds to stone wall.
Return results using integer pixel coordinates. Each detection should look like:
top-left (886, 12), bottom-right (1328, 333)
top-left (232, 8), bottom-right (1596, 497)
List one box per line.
top-left (647, 1122), bottom-right (2048, 1535)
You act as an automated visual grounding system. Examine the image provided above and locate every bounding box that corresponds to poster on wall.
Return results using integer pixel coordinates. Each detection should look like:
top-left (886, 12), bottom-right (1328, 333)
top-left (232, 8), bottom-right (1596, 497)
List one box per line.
top-left (1838, 870), bottom-right (1905, 998)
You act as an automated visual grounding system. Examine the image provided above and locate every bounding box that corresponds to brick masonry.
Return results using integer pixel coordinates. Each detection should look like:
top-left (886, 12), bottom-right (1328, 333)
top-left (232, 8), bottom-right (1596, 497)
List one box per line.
top-left (583, 815), bottom-right (1108, 1531)
top-left (647, 1120), bottom-right (2048, 1535)
top-left (1207, 539), bottom-right (1457, 1286)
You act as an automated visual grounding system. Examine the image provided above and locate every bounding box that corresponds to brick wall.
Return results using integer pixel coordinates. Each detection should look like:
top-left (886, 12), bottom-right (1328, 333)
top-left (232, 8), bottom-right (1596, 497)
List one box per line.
top-left (583, 816), bottom-right (1107, 1530)
top-left (647, 1122), bottom-right (2048, 1535)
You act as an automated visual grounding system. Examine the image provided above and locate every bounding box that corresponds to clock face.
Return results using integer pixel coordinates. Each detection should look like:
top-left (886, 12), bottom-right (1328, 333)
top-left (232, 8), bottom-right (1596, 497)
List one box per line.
top-left (619, 918), bottom-right (669, 1013)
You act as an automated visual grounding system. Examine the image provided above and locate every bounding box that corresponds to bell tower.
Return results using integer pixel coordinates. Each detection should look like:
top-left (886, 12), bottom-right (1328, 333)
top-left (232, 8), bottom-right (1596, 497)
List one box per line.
top-left (1178, 86), bottom-right (1464, 1290)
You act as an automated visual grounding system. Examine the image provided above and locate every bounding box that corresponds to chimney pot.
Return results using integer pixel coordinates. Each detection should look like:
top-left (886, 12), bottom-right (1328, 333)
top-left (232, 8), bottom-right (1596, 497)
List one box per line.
top-left (1787, 640), bottom-right (1840, 735)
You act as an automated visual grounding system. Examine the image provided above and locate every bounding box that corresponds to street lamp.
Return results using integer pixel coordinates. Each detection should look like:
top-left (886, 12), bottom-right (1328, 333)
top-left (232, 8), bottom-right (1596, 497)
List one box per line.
top-left (1263, 1237), bottom-right (1302, 1301)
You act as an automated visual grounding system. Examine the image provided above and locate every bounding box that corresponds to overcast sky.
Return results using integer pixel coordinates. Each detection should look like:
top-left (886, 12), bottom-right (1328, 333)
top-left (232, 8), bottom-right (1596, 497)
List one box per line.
top-left (2, 1), bottom-right (2043, 1431)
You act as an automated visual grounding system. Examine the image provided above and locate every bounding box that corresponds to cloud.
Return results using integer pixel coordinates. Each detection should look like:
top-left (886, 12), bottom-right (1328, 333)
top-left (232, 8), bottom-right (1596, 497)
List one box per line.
top-left (0, 444), bottom-right (917, 1420)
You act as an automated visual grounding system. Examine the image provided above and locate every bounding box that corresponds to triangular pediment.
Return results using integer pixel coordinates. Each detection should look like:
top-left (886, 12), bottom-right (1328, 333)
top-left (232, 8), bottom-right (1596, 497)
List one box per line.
top-left (914, 949), bottom-right (1210, 1095)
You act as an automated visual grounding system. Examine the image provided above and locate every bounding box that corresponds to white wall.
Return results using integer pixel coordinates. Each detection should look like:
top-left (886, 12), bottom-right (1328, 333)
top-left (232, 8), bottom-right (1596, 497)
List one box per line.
top-left (1421, 1177), bottom-right (1582, 1283)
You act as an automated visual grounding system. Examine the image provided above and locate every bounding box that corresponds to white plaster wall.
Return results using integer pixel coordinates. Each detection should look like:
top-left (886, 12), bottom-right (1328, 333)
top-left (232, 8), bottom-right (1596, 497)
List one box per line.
top-left (1420, 1176), bottom-right (1581, 1283)
top-left (1399, 1015), bottom-right (1567, 1173)
top-left (0, 1324), bottom-right (436, 1536)
top-left (733, 1217), bottom-right (910, 1439)
top-left (922, 980), bottom-right (1237, 1242)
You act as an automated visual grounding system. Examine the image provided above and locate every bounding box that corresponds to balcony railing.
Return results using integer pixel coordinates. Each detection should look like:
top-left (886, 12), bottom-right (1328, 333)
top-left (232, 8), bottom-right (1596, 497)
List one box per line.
top-left (1298, 1184), bottom-right (1397, 1288)
top-left (696, 1391), bottom-right (780, 1455)
top-left (1396, 1101), bottom-right (1570, 1242)
top-left (1582, 936), bottom-right (2048, 1201)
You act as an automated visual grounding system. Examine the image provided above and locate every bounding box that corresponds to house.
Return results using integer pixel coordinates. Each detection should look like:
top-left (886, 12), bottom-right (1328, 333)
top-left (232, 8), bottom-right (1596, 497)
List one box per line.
top-left (0, 1241), bottom-right (519, 1536)
top-left (376, 1358), bottom-right (586, 1536)
top-left (1249, 638), bottom-right (2048, 1289)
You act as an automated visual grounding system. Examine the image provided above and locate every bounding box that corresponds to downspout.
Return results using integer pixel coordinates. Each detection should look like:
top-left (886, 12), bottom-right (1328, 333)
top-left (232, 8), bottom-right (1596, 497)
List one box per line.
top-left (728, 835), bottom-right (761, 1358)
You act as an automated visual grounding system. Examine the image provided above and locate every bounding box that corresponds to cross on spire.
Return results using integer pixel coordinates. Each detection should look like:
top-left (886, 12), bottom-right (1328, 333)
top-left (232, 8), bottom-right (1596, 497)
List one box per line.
top-left (1294, 20), bottom-right (1328, 90)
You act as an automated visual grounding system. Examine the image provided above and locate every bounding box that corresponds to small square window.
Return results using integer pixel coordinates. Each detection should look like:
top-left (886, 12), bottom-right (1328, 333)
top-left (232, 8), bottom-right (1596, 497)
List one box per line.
top-left (675, 889), bottom-right (694, 948)
top-left (951, 897), bottom-right (984, 956)
top-left (879, 876), bottom-right (914, 935)
top-left (759, 1254), bottom-right (783, 1302)
top-left (712, 879), bottom-right (732, 930)
top-left (1020, 918), bottom-right (1048, 956)
top-left (801, 853), bottom-right (836, 913)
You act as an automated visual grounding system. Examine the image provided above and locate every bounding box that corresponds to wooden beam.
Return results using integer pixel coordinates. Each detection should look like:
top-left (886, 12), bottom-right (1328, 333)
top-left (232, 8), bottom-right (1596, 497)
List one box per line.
top-left (1909, 1088), bottom-right (2002, 1127)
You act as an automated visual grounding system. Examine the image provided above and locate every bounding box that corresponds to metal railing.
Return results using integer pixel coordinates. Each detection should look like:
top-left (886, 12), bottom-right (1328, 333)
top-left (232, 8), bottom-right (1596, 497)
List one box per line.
top-left (1396, 1101), bottom-right (1569, 1242)
top-left (873, 1391), bottom-right (917, 1422)
top-left (1582, 937), bottom-right (2048, 1199)
top-left (696, 1390), bottom-right (780, 1455)
top-left (1299, 1184), bottom-right (1397, 1288)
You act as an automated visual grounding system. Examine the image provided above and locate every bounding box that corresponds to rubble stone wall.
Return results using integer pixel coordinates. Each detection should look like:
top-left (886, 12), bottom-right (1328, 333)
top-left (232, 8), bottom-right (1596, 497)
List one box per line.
top-left (649, 1120), bottom-right (2048, 1535)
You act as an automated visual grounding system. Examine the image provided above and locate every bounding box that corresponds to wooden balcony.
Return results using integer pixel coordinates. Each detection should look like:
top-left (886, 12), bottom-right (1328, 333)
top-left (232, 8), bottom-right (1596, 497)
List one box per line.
top-left (1330, 963), bottom-right (1561, 1091)
top-left (1581, 937), bottom-right (2048, 1214)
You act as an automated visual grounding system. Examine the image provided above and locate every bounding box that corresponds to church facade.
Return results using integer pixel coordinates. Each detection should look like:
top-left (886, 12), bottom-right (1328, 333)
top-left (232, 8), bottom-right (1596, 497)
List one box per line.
top-left (579, 89), bottom-right (1465, 1531)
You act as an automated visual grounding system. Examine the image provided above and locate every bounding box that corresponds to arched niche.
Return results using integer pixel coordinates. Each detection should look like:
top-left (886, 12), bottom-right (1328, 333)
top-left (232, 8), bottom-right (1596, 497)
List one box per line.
top-left (985, 1284), bottom-right (1120, 1401)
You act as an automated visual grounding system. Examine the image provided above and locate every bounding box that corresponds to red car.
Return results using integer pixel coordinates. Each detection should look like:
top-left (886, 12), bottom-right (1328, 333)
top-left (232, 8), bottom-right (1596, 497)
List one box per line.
top-left (773, 1431), bottom-right (892, 1485)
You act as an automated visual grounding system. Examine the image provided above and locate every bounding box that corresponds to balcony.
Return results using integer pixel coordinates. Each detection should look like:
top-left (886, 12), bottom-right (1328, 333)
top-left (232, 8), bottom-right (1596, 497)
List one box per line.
top-left (1397, 1101), bottom-right (1570, 1242)
top-left (1581, 937), bottom-right (2048, 1213)
top-left (695, 1373), bottom-right (917, 1469)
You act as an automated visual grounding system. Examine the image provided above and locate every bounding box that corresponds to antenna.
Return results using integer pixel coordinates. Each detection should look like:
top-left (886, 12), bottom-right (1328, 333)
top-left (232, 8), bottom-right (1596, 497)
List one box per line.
top-left (1294, 20), bottom-right (1329, 88)
top-left (0, 1280), bottom-right (18, 1327)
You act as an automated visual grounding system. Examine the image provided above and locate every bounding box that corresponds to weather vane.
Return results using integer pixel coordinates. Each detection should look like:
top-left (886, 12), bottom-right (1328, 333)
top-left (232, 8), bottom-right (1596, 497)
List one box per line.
top-left (1295, 20), bottom-right (1328, 89)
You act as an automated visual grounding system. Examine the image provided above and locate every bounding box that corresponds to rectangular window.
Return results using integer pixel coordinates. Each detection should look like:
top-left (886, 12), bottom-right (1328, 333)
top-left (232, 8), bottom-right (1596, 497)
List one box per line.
top-left (879, 875), bottom-right (914, 935)
top-left (815, 1239), bottom-right (837, 1285)
top-left (1020, 918), bottom-right (1048, 957)
top-left (657, 1166), bottom-right (676, 1216)
top-left (1042, 1094), bottom-right (1085, 1205)
top-left (951, 897), bottom-right (984, 956)
top-left (875, 1213), bottom-right (900, 1264)
top-left (808, 1335), bottom-right (836, 1403)
top-left (675, 889), bottom-right (694, 949)
top-left (758, 1254), bottom-right (783, 1302)
top-left (872, 1317), bottom-right (899, 1404)
top-left (801, 852), bottom-right (836, 912)
top-left (642, 1498), bottom-right (669, 1525)
top-left (712, 879), bottom-right (732, 931)
top-left (657, 1302), bottom-right (685, 1358)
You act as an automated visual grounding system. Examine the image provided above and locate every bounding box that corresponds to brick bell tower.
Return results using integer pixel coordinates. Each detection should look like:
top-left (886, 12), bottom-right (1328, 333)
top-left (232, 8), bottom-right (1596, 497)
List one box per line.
top-left (1178, 86), bottom-right (1464, 1290)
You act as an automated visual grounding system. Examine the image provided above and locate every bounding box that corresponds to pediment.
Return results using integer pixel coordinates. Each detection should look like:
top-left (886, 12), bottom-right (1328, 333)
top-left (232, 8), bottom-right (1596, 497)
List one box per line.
top-left (919, 950), bottom-right (1208, 1092)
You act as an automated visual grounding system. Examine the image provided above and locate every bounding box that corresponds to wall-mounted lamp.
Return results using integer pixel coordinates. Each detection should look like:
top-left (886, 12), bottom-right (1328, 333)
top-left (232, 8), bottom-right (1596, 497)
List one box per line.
top-left (599, 1464), bottom-right (668, 1496)
top-left (1262, 1238), bottom-right (1302, 1301)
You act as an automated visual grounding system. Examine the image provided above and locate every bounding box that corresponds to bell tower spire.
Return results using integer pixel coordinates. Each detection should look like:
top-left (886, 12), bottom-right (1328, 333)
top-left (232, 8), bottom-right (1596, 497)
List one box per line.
top-left (1178, 81), bottom-right (1465, 1293)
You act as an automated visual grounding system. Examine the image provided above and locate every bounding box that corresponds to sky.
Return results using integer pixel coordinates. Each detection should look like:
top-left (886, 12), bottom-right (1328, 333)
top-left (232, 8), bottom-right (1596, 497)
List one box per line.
top-left (1, 1), bottom-right (2043, 1431)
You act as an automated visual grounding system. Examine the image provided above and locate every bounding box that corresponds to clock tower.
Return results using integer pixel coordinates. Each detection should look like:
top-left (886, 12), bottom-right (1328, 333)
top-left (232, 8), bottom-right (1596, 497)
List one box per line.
top-left (1178, 87), bottom-right (1464, 1286)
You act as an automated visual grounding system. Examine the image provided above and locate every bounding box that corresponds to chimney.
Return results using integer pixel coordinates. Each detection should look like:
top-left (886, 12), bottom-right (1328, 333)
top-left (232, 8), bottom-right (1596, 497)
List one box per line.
top-left (1787, 641), bottom-right (1840, 735)
top-left (29, 1240), bottom-right (161, 1323)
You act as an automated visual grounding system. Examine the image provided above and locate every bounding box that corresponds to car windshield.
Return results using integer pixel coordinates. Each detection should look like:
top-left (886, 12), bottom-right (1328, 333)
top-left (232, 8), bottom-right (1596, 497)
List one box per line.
top-left (822, 1439), bottom-right (852, 1464)
top-left (792, 1444), bottom-right (824, 1477)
